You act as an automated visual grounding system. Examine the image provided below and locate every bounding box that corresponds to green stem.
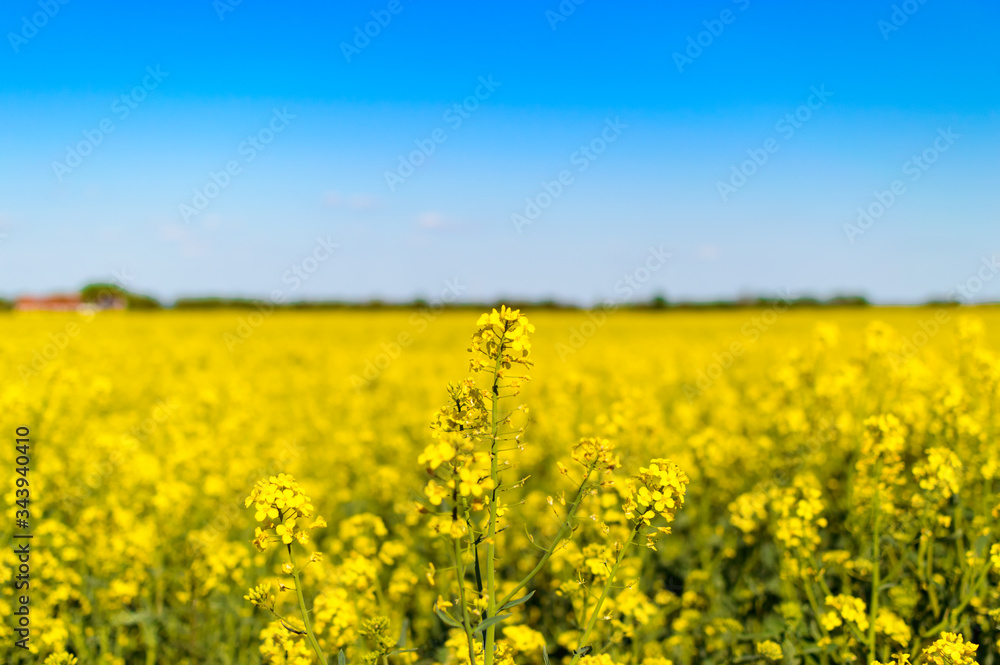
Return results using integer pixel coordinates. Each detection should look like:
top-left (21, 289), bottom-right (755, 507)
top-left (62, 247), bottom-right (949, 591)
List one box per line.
top-left (568, 524), bottom-right (640, 665)
top-left (372, 568), bottom-right (388, 612)
top-left (497, 468), bottom-right (594, 609)
top-left (288, 546), bottom-right (329, 665)
top-left (924, 534), bottom-right (939, 617)
top-left (454, 532), bottom-right (478, 665)
top-left (800, 570), bottom-right (829, 642)
top-left (630, 545), bottom-right (653, 665)
top-left (484, 323), bottom-right (507, 665)
top-left (919, 562), bottom-right (992, 638)
top-left (869, 466), bottom-right (882, 663)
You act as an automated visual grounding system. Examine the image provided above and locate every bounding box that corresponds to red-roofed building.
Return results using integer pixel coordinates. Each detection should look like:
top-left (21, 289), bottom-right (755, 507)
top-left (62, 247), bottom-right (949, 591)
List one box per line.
top-left (15, 294), bottom-right (85, 312)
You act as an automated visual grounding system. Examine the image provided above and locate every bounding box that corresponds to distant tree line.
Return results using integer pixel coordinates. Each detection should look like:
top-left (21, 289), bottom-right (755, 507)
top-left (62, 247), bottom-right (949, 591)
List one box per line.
top-left (3, 289), bottom-right (992, 312)
top-left (166, 293), bottom-right (879, 310)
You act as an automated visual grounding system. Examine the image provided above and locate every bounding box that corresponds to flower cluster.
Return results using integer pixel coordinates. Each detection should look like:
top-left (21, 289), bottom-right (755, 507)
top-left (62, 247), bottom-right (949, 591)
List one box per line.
top-left (754, 640), bottom-right (783, 662)
top-left (424, 453), bottom-right (495, 505)
top-left (874, 608), bottom-right (911, 646)
top-left (821, 594), bottom-right (869, 633)
top-left (43, 655), bottom-right (78, 665)
top-left (728, 489), bottom-right (768, 543)
top-left (429, 379), bottom-right (490, 440)
top-left (358, 615), bottom-right (395, 665)
top-left (853, 413), bottom-right (907, 511)
top-left (469, 306), bottom-right (535, 393)
top-left (572, 437), bottom-right (620, 472)
top-left (245, 473), bottom-right (327, 552)
top-left (622, 459), bottom-right (689, 529)
top-left (918, 632), bottom-right (978, 665)
top-left (244, 583), bottom-right (275, 611)
top-left (770, 476), bottom-right (828, 560)
top-left (912, 446), bottom-right (963, 500)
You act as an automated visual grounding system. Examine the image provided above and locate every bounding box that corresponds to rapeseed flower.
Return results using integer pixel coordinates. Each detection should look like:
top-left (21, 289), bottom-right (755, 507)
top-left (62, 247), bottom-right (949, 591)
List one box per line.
top-left (245, 473), bottom-right (326, 551)
top-left (622, 459), bottom-right (689, 528)
top-left (920, 632), bottom-right (978, 665)
top-left (755, 640), bottom-right (783, 661)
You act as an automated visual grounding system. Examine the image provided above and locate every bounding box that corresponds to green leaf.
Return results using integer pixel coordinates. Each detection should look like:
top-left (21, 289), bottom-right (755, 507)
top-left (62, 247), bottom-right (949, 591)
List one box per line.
top-left (338, 649), bottom-right (347, 665)
top-left (435, 607), bottom-right (464, 629)
top-left (474, 545), bottom-right (484, 594)
top-left (472, 613), bottom-right (510, 635)
top-left (499, 590), bottom-right (535, 612)
top-left (280, 619), bottom-right (306, 635)
top-left (110, 610), bottom-right (153, 626)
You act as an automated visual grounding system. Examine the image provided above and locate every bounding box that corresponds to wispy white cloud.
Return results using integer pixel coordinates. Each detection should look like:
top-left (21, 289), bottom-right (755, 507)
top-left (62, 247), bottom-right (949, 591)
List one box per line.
top-left (417, 211), bottom-right (446, 229)
top-left (158, 224), bottom-right (208, 257)
top-left (697, 244), bottom-right (721, 261)
top-left (323, 190), bottom-right (379, 210)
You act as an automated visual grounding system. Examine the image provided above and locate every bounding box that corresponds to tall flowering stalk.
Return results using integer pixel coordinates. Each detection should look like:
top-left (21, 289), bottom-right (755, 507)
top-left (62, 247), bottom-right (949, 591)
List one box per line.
top-left (419, 307), bottom-right (689, 665)
top-left (243, 474), bottom-right (329, 665)
top-left (565, 459), bottom-right (689, 665)
top-left (854, 414), bottom-right (905, 662)
top-left (469, 307), bottom-right (534, 665)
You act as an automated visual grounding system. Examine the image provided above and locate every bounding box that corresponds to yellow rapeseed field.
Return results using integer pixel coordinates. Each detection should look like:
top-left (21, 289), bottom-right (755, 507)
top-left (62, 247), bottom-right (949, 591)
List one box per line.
top-left (3, 306), bottom-right (1000, 665)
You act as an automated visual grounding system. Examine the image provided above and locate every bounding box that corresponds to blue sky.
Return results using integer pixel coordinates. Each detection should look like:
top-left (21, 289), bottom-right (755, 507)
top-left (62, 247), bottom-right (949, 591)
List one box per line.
top-left (1, 0), bottom-right (998, 304)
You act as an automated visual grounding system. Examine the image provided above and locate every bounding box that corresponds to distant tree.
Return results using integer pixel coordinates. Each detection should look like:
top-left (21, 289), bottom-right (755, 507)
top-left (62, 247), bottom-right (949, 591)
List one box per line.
top-left (80, 283), bottom-right (162, 310)
top-left (649, 294), bottom-right (669, 309)
top-left (791, 297), bottom-right (822, 308)
top-left (827, 295), bottom-right (870, 307)
top-left (126, 293), bottom-right (163, 310)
